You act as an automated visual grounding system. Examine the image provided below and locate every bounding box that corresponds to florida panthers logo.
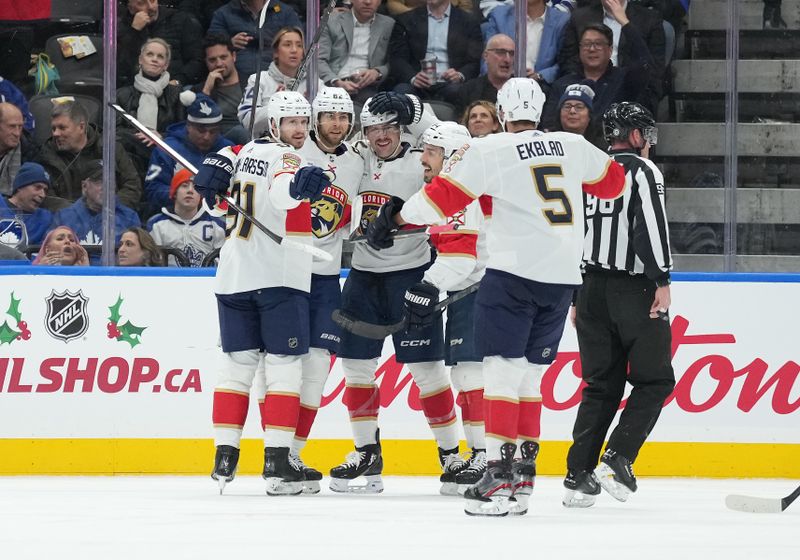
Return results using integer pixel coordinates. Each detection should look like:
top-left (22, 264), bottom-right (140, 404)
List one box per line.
top-left (311, 185), bottom-right (348, 238)
top-left (357, 191), bottom-right (391, 235)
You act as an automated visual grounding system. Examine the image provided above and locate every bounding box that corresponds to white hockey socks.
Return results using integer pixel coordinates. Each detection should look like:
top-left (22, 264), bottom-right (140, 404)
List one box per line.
top-left (292, 347), bottom-right (332, 455)
top-left (411, 361), bottom-right (460, 451)
top-left (262, 353), bottom-right (302, 448)
top-left (483, 356), bottom-right (527, 461)
top-left (341, 358), bottom-right (380, 447)
top-left (451, 362), bottom-right (485, 450)
top-left (213, 349), bottom-right (260, 448)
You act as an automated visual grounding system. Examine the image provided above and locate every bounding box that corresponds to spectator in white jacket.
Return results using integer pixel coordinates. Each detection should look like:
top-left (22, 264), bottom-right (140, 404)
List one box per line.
top-left (147, 168), bottom-right (225, 267)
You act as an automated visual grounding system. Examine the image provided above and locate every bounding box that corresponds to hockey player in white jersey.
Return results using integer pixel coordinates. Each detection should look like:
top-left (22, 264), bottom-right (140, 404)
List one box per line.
top-left (414, 121), bottom-right (492, 495)
top-left (195, 90), bottom-right (332, 495)
top-left (262, 87), bottom-right (365, 493)
top-left (367, 78), bottom-right (626, 516)
top-left (328, 97), bottom-right (467, 494)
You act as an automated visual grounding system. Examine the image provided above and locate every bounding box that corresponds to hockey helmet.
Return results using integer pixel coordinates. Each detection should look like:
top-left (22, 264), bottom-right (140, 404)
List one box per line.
top-left (420, 121), bottom-right (471, 159)
top-left (496, 77), bottom-right (546, 131)
top-left (602, 102), bottom-right (658, 146)
top-left (266, 90), bottom-right (311, 142)
top-left (313, 86), bottom-right (355, 138)
top-left (360, 96), bottom-right (398, 130)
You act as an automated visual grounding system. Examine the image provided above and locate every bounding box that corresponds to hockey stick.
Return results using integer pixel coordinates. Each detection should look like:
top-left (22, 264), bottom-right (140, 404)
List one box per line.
top-left (289, 0), bottom-right (337, 92)
top-left (347, 224), bottom-right (460, 244)
top-left (725, 484), bottom-right (800, 513)
top-left (332, 281), bottom-right (481, 339)
top-left (108, 103), bottom-right (333, 262)
top-left (247, 0), bottom-right (272, 140)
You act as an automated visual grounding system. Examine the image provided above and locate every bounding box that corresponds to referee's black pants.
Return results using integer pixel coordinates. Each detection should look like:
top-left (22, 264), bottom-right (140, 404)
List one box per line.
top-left (566, 271), bottom-right (676, 472)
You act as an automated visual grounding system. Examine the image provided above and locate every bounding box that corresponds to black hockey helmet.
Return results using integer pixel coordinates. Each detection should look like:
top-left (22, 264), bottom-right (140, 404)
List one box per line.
top-left (602, 102), bottom-right (658, 146)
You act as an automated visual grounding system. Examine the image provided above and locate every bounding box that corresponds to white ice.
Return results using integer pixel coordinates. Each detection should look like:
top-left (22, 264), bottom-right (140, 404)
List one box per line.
top-left (0, 476), bottom-right (797, 560)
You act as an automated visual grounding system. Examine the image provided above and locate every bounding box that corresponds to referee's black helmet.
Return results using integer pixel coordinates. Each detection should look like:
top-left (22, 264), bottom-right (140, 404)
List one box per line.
top-left (602, 102), bottom-right (657, 145)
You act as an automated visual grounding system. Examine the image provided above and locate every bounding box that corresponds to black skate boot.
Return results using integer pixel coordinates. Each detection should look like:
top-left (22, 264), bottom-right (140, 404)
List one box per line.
top-left (290, 452), bottom-right (323, 494)
top-left (211, 445), bottom-right (239, 494)
top-left (262, 447), bottom-right (304, 496)
top-left (594, 449), bottom-right (637, 502)
top-left (463, 443), bottom-right (515, 517)
top-left (509, 441), bottom-right (539, 516)
top-left (454, 448), bottom-right (487, 494)
top-left (329, 432), bottom-right (383, 494)
top-left (438, 446), bottom-right (468, 496)
top-left (562, 468), bottom-right (601, 508)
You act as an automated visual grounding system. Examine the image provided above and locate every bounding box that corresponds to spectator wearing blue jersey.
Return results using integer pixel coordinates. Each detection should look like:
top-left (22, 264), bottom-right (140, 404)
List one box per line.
top-left (144, 91), bottom-right (233, 216)
top-left (0, 162), bottom-right (53, 247)
top-left (51, 160), bottom-right (141, 265)
top-left (0, 76), bottom-right (35, 132)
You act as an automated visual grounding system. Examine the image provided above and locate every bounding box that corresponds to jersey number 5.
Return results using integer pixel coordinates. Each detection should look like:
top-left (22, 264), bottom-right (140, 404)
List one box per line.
top-left (225, 181), bottom-right (255, 239)
top-left (531, 164), bottom-right (573, 225)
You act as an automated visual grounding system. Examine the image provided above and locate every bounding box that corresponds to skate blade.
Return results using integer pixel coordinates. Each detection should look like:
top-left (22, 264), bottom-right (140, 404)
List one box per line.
top-left (509, 491), bottom-right (530, 516)
top-left (456, 483), bottom-right (473, 495)
top-left (265, 478), bottom-right (303, 496)
top-left (302, 480), bottom-right (321, 494)
top-left (562, 488), bottom-right (597, 508)
top-left (464, 496), bottom-right (510, 517)
top-left (439, 482), bottom-right (460, 496)
top-left (329, 475), bottom-right (384, 494)
top-left (594, 465), bottom-right (631, 502)
top-left (217, 478), bottom-right (227, 495)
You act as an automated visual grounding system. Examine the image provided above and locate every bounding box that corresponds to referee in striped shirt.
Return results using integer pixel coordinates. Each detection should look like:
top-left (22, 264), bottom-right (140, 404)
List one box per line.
top-left (563, 102), bottom-right (676, 508)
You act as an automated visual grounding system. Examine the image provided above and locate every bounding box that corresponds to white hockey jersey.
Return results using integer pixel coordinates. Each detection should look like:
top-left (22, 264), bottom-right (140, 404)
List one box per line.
top-left (147, 208), bottom-right (225, 267)
top-left (351, 141), bottom-right (432, 273)
top-left (401, 130), bottom-right (626, 286)
top-left (214, 140), bottom-right (313, 295)
top-left (296, 135), bottom-right (365, 275)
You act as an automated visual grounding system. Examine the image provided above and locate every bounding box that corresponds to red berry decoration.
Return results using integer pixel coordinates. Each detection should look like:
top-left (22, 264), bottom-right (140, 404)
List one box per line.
top-left (18, 321), bottom-right (27, 329)
top-left (21, 331), bottom-right (31, 340)
top-left (16, 335), bottom-right (21, 340)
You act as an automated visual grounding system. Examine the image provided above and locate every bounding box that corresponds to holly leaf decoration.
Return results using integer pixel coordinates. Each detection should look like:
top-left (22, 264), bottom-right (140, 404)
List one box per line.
top-left (108, 295), bottom-right (123, 324)
top-left (6, 292), bottom-right (22, 323)
top-left (117, 320), bottom-right (146, 348)
top-left (0, 321), bottom-right (20, 345)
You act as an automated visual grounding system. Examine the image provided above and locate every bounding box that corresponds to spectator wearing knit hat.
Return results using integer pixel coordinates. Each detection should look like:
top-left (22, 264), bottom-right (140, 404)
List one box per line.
top-left (143, 91), bottom-right (234, 216)
top-left (552, 81), bottom-right (606, 149)
top-left (50, 160), bottom-right (141, 265)
top-left (0, 162), bottom-right (54, 247)
top-left (146, 168), bottom-right (225, 267)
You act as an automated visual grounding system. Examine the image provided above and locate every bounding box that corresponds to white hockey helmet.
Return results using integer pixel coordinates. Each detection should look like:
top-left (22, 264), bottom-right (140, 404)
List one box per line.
top-left (266, 90), bottom-right (311, 142)
top-left (360, 96), bottom-right (397, 129)
top-left (312, 86), bottom-right (355, 137)
top-left (496, 77), bottom-right (546, 131)
top-left (420, 121), bottom-right (471, 158)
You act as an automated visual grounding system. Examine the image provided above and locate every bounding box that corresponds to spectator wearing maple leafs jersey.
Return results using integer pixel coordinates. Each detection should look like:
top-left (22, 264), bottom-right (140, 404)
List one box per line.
top-left (144, 91), bottom-right (233, 216)
top-left (50, 160), bottom-right (141, 266)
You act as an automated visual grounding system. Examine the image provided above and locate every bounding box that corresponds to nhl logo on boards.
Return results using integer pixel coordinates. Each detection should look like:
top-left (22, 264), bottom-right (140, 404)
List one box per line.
top-left (45, 290), bottom-right (89, 342)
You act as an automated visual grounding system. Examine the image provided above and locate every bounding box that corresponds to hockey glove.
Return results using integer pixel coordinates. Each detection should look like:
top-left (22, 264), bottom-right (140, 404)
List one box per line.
top-left (195, 151), bottom-right (235, 207)
top-left (403, 281), bottom-right (440, 331)
top-left (367, 92), bottom-right (422, 126)
top-left (366, 196), bottom-right (404, 250)
top-left (289, 165), bottom-right (331, 202)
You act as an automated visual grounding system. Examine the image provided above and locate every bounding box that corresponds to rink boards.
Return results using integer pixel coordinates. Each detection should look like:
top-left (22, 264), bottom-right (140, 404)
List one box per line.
top-left (0, 268), bottom-right (798, 477)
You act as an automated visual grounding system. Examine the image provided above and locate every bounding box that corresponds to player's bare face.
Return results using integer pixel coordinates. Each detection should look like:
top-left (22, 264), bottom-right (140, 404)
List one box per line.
top-left (420, 144), bottom-right (445, 183)
top-left (467, 106), bottom-right (498, 138)
top-left (279, 116), bottom-right (309, 149)
top-left (365, 123), bottom-right (401, 159)
top-left (317, 112), bottom-right (350, 147)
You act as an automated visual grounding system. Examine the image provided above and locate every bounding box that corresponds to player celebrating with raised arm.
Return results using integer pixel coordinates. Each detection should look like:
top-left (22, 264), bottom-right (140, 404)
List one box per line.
top-left (562, 102), bottom-right (674, 508)
top-left (367, 78), bottom-right (626, 516)
top-left (196, 91), bottom-right (332, 496)
top-left (328, 98), bottom-right (467, 494)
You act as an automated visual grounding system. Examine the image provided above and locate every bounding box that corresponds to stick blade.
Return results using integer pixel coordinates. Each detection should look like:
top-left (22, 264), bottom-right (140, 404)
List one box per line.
top-left (725, 494), bottom-right (784, 513)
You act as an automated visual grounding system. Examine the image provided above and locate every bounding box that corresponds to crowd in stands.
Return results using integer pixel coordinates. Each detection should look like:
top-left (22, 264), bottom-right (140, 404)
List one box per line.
top-left (0, 0), bottom-right (707, 266)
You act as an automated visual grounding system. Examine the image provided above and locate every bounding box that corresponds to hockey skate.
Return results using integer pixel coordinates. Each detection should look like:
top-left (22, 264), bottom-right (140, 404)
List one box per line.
top-left (594, 449), bottom-right (637, 502)
top-left (562, 469), bottom-right (601, 508)
top-left (262, 447), bottom-right (304, 496)
top-left (508, 441), bottom-right (539, 516)
top-left (329, 436), bottom-right (383, 494)
top-left (463, 443), bottom-right (515, 517)
top-left (291, 453), bottom-right (322, 494)
top-left (454, 448), bottom-right (486, 495)
top-left (211, 445), bottom-right (240, 494)
top-left (438, 446), bottom-right (468, 496)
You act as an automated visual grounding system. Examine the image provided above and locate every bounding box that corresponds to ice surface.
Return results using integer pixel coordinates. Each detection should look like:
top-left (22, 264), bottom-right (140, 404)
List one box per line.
top-left (0, 476), bottom-right (797, 560)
